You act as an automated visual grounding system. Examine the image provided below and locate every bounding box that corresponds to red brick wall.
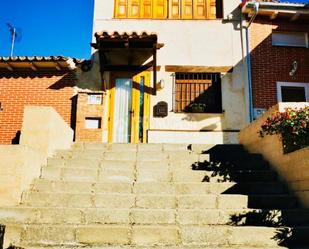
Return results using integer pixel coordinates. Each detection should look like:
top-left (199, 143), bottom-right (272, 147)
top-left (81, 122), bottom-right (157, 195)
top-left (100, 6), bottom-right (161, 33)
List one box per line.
top-left (250, 18), bottom-right (309, 109)
top-left (0, 70), bottom-right (76, 144)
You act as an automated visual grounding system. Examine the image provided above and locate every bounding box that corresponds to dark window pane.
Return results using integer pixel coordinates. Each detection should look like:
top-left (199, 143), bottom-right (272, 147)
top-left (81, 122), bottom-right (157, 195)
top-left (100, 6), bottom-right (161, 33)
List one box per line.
top-left (281, 86), bottom-right (306, 102)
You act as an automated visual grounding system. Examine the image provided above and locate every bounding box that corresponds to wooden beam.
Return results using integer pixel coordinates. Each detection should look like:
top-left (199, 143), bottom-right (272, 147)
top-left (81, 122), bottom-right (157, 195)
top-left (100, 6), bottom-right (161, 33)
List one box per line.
top-left (153, 44), bottom-right (157, 96)
top-left (54, 62), bottom-right (62, 70)
top-left (29, 63), bottom-right (38, 71)
top-left (101, 64), bottom-right (153, 72)
top-left (165, 65), bottom-right (233, 73)
top-left (99, 43), bottom-right (163, 51)
top-left (5, 62), bottom-right (13, 71)
top-left (270, 11), bottom-right (279, 20)
top-left (290, 13), bottom-right (301, 22)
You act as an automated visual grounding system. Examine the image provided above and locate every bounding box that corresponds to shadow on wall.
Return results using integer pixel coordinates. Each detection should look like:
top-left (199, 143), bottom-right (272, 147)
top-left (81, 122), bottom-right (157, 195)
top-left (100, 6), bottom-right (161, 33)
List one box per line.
top-left (192, 144), bottom-right (309, 248)
top-left (11, 131), bottom-right (21, 144)
top-left (48, 72), bottom-right (76, 90)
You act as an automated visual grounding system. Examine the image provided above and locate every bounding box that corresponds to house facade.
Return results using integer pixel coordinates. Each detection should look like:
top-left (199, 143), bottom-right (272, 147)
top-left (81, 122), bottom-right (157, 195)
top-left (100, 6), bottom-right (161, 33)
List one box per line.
top-left (2, 1), bottom-right (308, 145)
top-left (78, 0), bottom-right (251, 144)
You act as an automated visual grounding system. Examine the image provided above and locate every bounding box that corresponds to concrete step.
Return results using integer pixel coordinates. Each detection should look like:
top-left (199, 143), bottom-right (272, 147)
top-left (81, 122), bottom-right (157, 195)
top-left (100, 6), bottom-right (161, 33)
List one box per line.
top-left (21, 247), bottom-right (294, 249)
top-left (31, 179), bottom-right (133, 194)
top-left (200, 170), bottom-right (279, 183)
top-left (71, 142), bottom-right (108, 151)
top-left (21, 192), bottom-right (135, 208)
top-left (5, 223), bottom-right (309, 248)
top-left (133, 182), bottom-right (242, 195)
top-left (42, 165), bottom-right (284, 184)
top-left (246, 195), bottom-right (299, 209)
top-left (41, 166), bottom-right (134, 183)
top-left (48, 157), bottom-right (102, 168)
top-left (180, 225), bottom-right (309, 247)
top-left (21, 191), bottom-right (274, 210)
top-left (220, 182), bottom-right (289, 195)
top-left (2, 206), bottom-right (309, 227)
top-left (171, 169), bottom-right (278, 183)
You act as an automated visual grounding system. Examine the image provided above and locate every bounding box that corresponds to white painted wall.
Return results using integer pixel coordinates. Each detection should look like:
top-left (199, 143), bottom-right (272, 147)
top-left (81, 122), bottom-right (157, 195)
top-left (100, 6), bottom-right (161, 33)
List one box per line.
top-left (89, 0), bottom-right (249, 143)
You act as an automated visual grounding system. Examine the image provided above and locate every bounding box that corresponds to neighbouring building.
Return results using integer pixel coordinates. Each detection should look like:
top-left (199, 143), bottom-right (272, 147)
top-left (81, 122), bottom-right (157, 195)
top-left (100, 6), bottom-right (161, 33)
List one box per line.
top-left (0, 56), bottom-right (77, 144)
top-left (242, 0), bottom-right (309, 119)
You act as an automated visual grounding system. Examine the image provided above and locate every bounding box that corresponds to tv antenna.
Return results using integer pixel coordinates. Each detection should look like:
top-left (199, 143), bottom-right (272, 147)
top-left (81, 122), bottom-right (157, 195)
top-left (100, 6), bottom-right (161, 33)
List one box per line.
top-left (7, 23), bottom-right (22, 57)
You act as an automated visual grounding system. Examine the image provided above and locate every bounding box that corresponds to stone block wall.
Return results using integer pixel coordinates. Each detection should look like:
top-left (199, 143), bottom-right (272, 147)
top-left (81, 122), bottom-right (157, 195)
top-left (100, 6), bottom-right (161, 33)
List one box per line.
top-left (239, 103), bottom-right (309, 206)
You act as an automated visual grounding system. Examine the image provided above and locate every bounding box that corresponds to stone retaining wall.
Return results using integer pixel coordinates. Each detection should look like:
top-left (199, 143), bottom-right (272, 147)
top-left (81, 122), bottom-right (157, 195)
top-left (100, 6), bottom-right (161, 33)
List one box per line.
top-left (239, 102), bottom-right (309, 206)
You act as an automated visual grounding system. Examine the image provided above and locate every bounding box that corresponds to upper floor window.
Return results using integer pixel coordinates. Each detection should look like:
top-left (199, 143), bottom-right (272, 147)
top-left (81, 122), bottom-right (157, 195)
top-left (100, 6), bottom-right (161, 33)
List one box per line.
top-left (272, 32), bottom-right (308, 48)
top-left (114, 0), bottom-right (223, 20)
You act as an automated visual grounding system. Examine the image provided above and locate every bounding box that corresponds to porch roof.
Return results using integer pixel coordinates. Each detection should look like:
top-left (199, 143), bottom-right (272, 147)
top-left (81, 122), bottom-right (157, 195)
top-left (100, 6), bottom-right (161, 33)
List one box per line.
top-left (92, 31), bottom-right (164, 94)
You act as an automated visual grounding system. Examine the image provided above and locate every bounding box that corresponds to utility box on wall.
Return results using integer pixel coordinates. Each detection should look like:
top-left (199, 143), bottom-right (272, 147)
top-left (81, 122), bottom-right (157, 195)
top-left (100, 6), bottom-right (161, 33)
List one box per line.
top-left (153, 101), bottom-right (168, 118)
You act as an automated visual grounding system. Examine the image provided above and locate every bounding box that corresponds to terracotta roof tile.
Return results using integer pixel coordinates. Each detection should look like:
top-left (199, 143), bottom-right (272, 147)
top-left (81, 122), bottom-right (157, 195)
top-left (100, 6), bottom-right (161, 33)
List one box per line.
top-left (0, 56), bottom-right (71, 62)
top-left (95, 31), bottom-right (157, 40)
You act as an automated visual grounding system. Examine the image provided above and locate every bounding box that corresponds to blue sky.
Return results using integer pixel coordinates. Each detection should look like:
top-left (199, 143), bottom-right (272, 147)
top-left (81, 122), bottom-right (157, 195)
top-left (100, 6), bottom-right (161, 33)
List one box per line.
top-left (0, 0), bottom-right (94, 59)
top-left (0, 0), bottom-right (308, 59)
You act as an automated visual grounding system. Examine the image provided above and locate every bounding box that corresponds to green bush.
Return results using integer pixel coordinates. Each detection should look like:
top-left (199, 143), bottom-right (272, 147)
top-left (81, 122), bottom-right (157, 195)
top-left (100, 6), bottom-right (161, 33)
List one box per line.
top-left (259, 106), bottom-right (309, 153)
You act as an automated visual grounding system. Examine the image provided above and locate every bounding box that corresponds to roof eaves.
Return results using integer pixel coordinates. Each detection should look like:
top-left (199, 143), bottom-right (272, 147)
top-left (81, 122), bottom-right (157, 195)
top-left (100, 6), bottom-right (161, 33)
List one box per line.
top-left (242, 1), bottom-right (309, 13)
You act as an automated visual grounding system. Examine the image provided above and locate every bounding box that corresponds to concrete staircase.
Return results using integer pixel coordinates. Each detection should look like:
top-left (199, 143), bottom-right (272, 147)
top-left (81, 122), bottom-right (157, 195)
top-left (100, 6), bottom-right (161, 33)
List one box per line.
top-left (1, 143), bottom-right (309, 248)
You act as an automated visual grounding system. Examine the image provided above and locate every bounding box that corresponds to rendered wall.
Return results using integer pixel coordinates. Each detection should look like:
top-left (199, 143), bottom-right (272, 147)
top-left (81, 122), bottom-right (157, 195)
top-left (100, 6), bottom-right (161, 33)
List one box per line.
top-left (88, 0), bottom-right (249, 143)
top-left (20, 106), bottom-right (74, 157)
top-left (0, 145), bottom-right (46, 207)
top-left (239, 102), bottom-right (309, 206)
top-left (0, 106), bottom-right (74, 206)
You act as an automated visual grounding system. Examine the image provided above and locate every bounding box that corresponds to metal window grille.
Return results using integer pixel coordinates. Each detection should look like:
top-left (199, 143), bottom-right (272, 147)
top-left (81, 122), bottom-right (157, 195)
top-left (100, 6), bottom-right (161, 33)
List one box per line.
top-left (173, 72), bottom-right (222, 113)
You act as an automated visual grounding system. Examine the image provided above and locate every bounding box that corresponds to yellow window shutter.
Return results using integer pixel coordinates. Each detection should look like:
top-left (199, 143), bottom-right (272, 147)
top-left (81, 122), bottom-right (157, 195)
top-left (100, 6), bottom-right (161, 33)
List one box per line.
top-left (128, 0), bottom-right (140, 18)
top-left (206, 0), bottom-right (216, 19)
top-left (153, 0), bottom-right (167, 19)
top-left (115, 0), bottom-right (128, 18)
top-left (141, 0), bottom-right (152, 18)
top-left (182, 0), bottom-right (193, 19)
top-left (169, 0), bottom-right (181, 19)
top-left (193, 0), bottom-right (206, 19)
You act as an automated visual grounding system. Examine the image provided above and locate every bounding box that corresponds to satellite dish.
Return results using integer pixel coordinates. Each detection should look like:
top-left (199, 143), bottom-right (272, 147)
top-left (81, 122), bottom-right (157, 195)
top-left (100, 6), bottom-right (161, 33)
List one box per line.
top-left (7, 23), bottom-right (22, 56)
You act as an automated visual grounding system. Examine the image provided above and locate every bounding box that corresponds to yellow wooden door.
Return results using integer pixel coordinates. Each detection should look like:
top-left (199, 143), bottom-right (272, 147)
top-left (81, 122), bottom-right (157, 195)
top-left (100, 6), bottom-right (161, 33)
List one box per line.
top-left (131, 71), bottom-right (150, 143)
top-left (108, 72), bottom-right (150, 143)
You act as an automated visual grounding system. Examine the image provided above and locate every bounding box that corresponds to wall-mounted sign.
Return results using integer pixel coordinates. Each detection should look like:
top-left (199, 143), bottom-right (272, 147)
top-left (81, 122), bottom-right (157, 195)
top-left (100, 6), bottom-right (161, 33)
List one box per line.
top-left (153, 101), bottom-right (168, 117)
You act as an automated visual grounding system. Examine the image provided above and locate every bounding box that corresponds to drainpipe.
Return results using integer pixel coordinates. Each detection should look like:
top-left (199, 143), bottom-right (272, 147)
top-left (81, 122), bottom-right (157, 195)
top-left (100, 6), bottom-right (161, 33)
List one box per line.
top-left (245, 2), bottom-right (259, 122)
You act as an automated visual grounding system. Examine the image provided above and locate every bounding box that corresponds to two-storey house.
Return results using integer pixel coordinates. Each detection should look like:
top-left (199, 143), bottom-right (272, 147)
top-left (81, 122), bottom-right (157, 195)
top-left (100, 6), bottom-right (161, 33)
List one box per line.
top-left (76, 0), bottom-right (251, 144)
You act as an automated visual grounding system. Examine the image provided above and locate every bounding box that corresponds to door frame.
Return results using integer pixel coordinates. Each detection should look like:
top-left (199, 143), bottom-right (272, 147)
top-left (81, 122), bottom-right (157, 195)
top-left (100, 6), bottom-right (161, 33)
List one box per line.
top-left (108, 71), bottom-right (150, 143)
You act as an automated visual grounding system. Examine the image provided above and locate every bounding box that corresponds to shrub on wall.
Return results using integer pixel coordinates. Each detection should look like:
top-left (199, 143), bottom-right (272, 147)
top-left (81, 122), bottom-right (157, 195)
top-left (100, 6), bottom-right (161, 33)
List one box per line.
top-left (259, 107), bottom-right (309, 153)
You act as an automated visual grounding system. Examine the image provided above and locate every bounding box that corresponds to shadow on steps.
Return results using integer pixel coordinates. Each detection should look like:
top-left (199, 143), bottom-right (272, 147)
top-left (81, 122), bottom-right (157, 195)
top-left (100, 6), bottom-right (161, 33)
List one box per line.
top-left (192, 144), bottom-right (309, 248)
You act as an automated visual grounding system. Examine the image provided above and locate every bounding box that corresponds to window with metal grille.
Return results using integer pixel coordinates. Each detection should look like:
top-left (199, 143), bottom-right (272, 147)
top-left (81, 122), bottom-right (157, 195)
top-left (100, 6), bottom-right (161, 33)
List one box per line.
top-left (173, 72), bottom-right (222, 113)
